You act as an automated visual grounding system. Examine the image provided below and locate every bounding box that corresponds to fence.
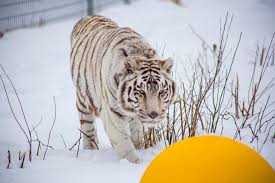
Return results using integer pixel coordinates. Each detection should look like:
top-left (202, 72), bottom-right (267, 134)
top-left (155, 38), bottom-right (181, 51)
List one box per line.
top-left (0, 0), bottom-right (131, 32)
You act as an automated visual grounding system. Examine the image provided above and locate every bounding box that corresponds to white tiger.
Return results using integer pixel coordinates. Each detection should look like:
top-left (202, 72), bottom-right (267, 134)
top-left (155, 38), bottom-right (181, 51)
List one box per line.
top-left (70, 15), bottom-right (176, 163)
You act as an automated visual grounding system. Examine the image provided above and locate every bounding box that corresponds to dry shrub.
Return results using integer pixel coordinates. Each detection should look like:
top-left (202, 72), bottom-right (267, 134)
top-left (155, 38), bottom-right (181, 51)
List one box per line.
top-left (144, 14), bottom-right (275, 153)
top-left (0, 64), bottom-right (56, 168)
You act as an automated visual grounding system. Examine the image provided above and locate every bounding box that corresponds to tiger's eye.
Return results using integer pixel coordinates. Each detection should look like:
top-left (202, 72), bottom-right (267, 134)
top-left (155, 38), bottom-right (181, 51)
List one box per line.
top-left (139, 90), bottom-right (145, 95)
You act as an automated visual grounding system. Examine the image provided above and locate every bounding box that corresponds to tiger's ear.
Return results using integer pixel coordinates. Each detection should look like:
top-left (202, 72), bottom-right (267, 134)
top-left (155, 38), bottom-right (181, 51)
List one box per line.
top-left (124, 59), bottom-right (138, 74)
top-left (119, 48), bottom-right (137, 74)
top-left (160, 57), bottom-right (173, 74)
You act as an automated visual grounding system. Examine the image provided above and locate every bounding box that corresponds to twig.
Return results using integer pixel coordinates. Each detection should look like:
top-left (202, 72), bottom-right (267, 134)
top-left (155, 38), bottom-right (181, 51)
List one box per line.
top-left (76, 131), bottom-right (81, 158)
top-left (7, 150), bottom-right (11, 169)
top-left (69, 136), bottom-right (81, 150)
top-left (60, 134), bottom-right (67, 148)
top-left (78, 128), bottom-right (99, 150)
top-left (43, 96), bottom-right (57, 160)
top-left (31, 117), bottom-right (54, 154)
top-left (19, 152), bottom-right (26, 168)
top-left (31, 116), bottom-right (42, 133)
top-left (36, 141), bottom-right (41, 156)
top-left (260, 122), bottom-right (275, 152)
top-left (18, 151), bottom-right (21, 161)
top-left (0, 72), bottom-right (29, 144)
top-left (31, 139), bottom-right (54, 149)
top-left (0, 64), bottom-right (32, 161)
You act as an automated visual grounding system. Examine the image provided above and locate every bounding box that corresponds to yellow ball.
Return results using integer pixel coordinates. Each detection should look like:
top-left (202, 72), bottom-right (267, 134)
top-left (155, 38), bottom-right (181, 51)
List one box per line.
top-left (140, 136), bottom-right (275, 183)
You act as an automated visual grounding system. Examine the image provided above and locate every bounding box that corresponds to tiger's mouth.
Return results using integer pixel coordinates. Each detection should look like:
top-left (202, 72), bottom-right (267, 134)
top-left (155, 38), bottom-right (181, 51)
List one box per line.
top-left (137, 113), bottom-right (166, 124)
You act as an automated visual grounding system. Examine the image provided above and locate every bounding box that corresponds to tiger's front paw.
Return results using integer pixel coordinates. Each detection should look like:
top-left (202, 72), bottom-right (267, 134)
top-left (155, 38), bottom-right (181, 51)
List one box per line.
top-left (133, 141), bottom-right (143, 149)
top-left (125, 150), bottom-right (143, 164)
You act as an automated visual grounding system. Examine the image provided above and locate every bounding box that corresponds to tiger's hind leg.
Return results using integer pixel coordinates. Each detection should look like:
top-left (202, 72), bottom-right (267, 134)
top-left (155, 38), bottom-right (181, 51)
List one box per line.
top-left (76, 92), bottom-right (98, 149)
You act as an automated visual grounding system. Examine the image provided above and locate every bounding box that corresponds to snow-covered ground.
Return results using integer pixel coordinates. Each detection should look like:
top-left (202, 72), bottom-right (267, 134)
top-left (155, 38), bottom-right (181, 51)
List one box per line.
top-left (0, 0), bottom-right (275, 182)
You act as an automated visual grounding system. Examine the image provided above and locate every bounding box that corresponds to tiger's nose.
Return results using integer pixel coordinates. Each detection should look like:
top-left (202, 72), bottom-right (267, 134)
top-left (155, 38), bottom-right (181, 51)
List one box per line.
top-left (148, 111), bottom-right (158, 119)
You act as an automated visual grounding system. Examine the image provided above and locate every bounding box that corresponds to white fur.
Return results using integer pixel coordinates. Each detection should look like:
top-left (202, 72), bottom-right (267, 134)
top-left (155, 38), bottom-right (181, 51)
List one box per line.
top-left (70, 16), bottom-right (174, 163)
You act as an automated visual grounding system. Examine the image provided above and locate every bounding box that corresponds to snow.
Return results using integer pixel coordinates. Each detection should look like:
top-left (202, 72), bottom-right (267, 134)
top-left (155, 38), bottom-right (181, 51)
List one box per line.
top-left (0, 0), bottom-right (275, 182)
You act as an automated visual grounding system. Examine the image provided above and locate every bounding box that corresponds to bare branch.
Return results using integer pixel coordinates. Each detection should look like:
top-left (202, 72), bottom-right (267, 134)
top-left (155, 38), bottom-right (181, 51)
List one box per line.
top-left (69, 136), bottom-right (81, 150)
top-left (43, 96), bottom-right (57, 160)
top-left (60, 134), bottom-right (67, 148)
top-left (19, 152), bottom-right (26, 168)
top-left (0, 64), bottom-right (32, 161)
top-left (6, 150), bottom-right (11, 169)
top-left (78, 128), bottom-right (99, 150)
top-left (76, 131), bottom-right (81, 158)
top-left (0, 72), bottom-right (29, 142)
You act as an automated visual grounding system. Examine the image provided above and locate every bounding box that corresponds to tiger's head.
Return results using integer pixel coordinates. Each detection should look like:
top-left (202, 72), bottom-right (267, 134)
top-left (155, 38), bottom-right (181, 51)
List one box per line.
top-left (117, 56), bottom-right (176, 124)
